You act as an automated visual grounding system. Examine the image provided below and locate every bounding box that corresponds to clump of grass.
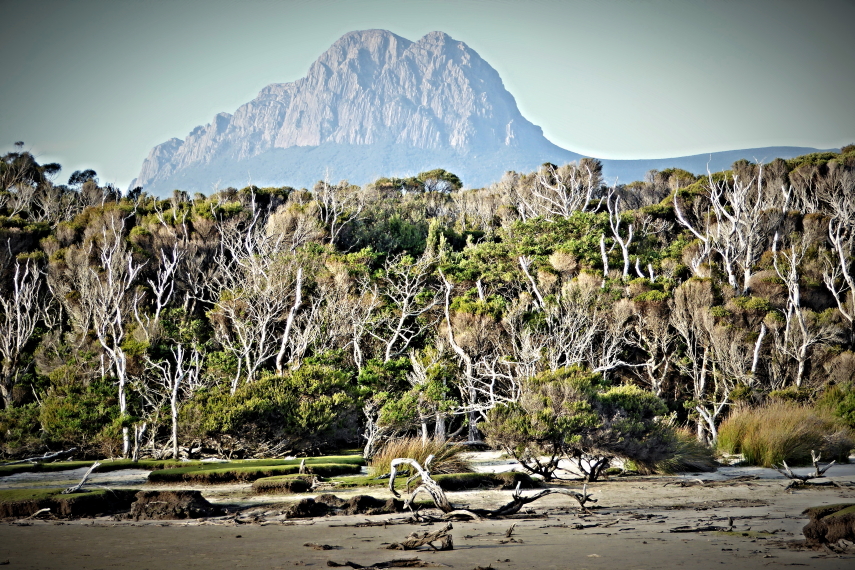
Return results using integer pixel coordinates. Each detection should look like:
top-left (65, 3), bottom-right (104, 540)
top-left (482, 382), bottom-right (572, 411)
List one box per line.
top-left (367, 438), bottom-right (472, 477)
top-left (716, 402), bottom-right (854, 467)
top-left (655, 428), bottom-right (717, 474)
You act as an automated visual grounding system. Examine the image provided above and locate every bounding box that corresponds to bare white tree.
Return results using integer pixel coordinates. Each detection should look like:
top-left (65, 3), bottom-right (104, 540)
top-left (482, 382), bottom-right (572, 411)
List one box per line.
top-left (604, 189), bottom-right (634, 279)
top-left (83, 216), bottom-right (147, 457)
top-left (0, 262), bottom-right (43, 408)
top-left (314, 179), bottom-right (364, 246)
top-left (209, 212), bottom-right (299, 392)
top-left (823, 214), bottom-right (855, 327)
top-left (674, 167), bottom-right (775, 293)
top-left (530, 162), bottom-right (599, 219)
top-left (772, 233), bottom-right (841, 387)
top-left (372, 252), bottom-right (439, 362)
top-left (146, 345), bottom-right (205, 460)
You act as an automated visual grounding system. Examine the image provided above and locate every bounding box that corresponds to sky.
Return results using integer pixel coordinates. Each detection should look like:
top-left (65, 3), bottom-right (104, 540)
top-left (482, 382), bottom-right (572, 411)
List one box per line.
top-left (1, 0), bottom-right (853, 189)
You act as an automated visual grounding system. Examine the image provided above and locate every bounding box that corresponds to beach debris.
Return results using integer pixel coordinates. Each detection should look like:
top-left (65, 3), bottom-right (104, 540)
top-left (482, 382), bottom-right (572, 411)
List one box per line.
top-left (0, 448), bottom-right (77, 466)
top-left (304, 543), bottom-right (342, 550)
top-left (388, 456), bottom-right (596, 519)
top-left (387, 522), bottom-right (454, 551)
top-left (774, 450), bottom-right (839, 489)
top-left (62, 461), bottom-right (101, 494)
top-left (327, 558), bottom-right (447, 568)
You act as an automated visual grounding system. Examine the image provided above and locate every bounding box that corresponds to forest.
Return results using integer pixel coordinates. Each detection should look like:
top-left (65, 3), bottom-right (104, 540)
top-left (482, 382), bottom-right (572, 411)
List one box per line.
top-left (1, 141), bottom-right (854, 476)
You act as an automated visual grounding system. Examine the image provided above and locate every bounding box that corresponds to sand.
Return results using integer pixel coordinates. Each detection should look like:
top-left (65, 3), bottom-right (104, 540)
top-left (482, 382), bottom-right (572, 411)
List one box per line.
top-left (1, 459), bottom-right (854, 569)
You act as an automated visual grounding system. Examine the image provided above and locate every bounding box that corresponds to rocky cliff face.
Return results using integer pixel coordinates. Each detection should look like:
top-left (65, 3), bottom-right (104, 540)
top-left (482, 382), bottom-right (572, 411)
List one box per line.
top-left (131, 30), bottom-right (578, 194)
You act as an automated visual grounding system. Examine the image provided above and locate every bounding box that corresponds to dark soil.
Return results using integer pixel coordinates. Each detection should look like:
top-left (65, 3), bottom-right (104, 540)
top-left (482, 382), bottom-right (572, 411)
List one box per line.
top-left (802, 503), bottom-right (855, 544)
top-left (129, 490), bottom-right (224, 520)
top-left (251, 475), bottom-right (313, 494)
top-left (0, 489), bottom-right (138, 519)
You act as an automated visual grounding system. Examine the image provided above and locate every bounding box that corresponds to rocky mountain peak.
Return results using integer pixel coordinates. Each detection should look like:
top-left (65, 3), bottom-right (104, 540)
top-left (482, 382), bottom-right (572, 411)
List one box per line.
top-left (130, 30), bottom-right (576, 194)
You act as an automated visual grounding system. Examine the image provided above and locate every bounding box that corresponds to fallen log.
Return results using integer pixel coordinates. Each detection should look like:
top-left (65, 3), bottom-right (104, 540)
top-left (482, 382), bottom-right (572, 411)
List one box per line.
top-left (1, 448), bottom-right (77, 466)
top-left (327, 558), bottom-right (447, 568)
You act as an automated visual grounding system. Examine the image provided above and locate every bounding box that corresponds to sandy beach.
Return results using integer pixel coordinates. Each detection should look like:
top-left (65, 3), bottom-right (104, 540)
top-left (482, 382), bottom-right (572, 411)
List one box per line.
top-left (1, 458), bottom-right (854, 569)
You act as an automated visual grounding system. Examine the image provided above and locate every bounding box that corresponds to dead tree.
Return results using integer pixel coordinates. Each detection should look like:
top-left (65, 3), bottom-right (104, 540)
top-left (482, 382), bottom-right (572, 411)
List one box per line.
top-left (774, 450), bottom-right (838, 489)
top-left (146, 344), bottom-right (205, 460)
top-left (604, 189), bottom-right (634, 279)
top-left (388, 456), bottom-right (596, 519)
top-left (84, 216), bottom-right (147, 457)
top-left (374, 253), bottom-right (439, 363)
top-left (0, 261), bottom-right (43, 409)
top-left (773, 233), bottom-right (841, 387)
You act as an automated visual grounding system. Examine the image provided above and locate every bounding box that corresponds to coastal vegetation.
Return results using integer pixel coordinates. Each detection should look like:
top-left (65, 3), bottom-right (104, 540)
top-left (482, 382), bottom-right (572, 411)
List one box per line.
top-left (1, 143), bottom-right (855, 470)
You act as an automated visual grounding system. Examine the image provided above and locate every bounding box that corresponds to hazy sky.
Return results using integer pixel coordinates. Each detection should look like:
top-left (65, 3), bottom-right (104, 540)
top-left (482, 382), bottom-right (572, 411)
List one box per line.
top-left (1, 0), bottom-right (853, 189)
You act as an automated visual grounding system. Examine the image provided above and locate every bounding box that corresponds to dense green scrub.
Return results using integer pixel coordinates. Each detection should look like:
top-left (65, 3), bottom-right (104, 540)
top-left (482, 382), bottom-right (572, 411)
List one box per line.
top-left (2, 147), bottom-right (855, 464)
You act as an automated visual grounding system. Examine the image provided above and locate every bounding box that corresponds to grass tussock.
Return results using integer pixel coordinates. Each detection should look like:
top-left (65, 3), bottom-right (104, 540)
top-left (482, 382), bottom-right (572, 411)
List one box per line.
top-left (716, 402), bottom-right (854, 467)
top-left (368, 438), bottom-right (472, 477)
top-left (655, 428), bottom-right (718, 474)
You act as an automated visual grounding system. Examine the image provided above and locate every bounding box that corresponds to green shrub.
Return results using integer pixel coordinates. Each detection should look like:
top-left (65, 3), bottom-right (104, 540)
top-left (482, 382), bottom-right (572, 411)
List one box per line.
top-left (817, 382), bottom-right (855, 429)
top-left (484, 366), bottom-right (673, 481)
top-left (432, 472), bottom-right (539, 491)
top-left (188, 364), bottom-right (360, 453)
top-left (37, 379), bottom-right (121, 452)
top-left (654, 429), bottom-right (717, 474)
top-left (716, 402), bottom-right (853, 467)
top-left (367, 438), bottom-right (472, 477)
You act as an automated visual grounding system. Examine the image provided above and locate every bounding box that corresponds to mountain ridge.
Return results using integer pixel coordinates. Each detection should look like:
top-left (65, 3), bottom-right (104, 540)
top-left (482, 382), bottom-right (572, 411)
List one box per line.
top-left (131, 30), bottom-right (832, 194)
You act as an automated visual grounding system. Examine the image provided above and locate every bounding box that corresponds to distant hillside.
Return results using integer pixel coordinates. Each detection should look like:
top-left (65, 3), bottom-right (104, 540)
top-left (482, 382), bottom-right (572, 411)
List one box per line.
top-left (131, 30), bottom-right (579, 194)
top-left (130, 29), bottom-right (833, 194)
top-left (599, 146), bottom-right (836, 184)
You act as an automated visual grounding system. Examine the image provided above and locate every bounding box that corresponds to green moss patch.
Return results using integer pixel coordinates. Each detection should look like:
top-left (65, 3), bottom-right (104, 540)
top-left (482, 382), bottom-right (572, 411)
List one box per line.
top-left (0, 455), bottom-right (364, 478)
top-left (0, 459), bottom-right (207, 477)
top-left (148, 462), bottom-right (360, 484)
top-left (0, 488), bottom-right (138, 518)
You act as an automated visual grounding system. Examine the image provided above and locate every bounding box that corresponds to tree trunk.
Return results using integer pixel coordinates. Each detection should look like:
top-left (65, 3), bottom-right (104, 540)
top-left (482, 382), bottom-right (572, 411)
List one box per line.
top-left (434, 413), bottom-right (446, 444)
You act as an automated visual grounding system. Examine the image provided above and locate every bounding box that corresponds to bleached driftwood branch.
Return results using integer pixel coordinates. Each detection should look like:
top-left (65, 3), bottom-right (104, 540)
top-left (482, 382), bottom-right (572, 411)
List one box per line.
top-left (62, 461), bottom-right (101, 494)
top-left (388, 456), bottom-right (597, 519)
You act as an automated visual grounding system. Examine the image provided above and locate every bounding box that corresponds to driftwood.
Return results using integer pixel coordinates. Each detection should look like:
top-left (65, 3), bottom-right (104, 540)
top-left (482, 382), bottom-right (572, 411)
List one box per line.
top-left (327, 558), bottom-right (447, 568)
top-left (62, 462), bottom-right (101, 494)
top-left (387, 522), bottom-right (454, 551)
top-left (304, 543), bottom-right (341, 550)
top-left (774, 450), bottom-right (839, 489)
top-left (388, 456), bottom-right (596, 519)
top-left (669, 525), bottom-right (732, 533)
top-left (1, 448), bottom-right (77, 466)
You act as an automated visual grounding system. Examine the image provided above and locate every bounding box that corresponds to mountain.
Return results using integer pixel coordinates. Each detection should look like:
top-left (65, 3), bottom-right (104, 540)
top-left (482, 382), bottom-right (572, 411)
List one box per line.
top-left (131, 30), bottom-right (831, 194)
top-left (131, 30), bottom-right (580, 194)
